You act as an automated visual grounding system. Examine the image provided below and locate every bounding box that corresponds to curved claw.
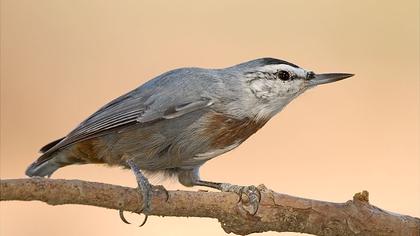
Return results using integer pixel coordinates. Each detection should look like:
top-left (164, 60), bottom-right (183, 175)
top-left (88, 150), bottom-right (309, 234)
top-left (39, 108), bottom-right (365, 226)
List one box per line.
top-left (249, 185), bottom-right (262, 202)
top-left (163, 189), bottom-right (169, 202)
top-left (245, 185), bottom-right (261, 215)
top-left (119, 210), bottom-right (131, 224)
top-left (154, 185), bottom-right (170, 202)
top-left (218, 183), bottom-right (262, 215)
top-left (236, 187), bottom-right (244, 203)
top-left (139, 215), bottom-right (148, 227)
top-left (118, 209), bottom-right (149, 227)
top-left (256, 188), bottom-right (262, 202)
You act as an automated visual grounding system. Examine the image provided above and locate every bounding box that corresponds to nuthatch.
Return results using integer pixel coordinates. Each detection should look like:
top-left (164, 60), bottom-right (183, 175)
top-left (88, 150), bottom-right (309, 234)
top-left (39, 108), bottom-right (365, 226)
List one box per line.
top-left (26, 58), bottom-right (353, 221)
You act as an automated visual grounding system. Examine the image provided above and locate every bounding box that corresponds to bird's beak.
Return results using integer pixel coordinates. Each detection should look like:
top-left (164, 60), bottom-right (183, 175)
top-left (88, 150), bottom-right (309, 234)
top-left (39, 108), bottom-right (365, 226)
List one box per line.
top-left (308, 73), bottom-right (354, 86)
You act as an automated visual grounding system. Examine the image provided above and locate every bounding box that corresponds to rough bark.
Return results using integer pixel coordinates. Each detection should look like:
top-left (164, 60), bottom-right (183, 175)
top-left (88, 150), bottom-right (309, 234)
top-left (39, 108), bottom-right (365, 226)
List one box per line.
top-left (1, 178), bottom-right (419, 235)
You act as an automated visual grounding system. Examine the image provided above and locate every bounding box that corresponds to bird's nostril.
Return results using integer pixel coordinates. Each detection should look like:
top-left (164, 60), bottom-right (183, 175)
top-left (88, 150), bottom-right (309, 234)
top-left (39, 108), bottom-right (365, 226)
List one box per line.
top-left (307, 71), bottom-right (315, 79)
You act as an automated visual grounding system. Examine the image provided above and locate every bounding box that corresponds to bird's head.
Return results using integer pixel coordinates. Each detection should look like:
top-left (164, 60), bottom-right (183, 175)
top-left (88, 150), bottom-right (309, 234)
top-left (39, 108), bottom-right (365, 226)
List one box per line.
top-left (233, 58), bottom-right (354, 120)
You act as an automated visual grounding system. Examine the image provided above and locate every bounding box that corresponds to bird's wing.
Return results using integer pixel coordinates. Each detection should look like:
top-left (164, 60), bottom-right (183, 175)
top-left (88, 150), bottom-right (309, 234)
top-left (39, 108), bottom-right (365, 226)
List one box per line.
top-left (138, 97), bottom-right (213, 122)
top-left (43, 85), bottom-right (214, 154)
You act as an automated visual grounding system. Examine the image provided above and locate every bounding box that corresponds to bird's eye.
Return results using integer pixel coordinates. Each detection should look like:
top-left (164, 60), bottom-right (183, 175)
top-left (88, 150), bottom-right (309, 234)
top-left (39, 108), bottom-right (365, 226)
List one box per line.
top-left (277, 70), bottom-right (290, 81)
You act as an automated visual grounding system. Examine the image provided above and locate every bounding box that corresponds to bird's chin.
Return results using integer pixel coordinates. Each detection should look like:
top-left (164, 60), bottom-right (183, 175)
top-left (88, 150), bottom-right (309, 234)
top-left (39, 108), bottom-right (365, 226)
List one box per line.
top-left (305, 83), bottom-right (318, 90)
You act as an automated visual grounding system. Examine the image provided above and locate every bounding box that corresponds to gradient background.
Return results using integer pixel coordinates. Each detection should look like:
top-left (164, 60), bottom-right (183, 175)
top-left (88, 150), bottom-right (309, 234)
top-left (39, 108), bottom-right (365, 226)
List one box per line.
top-left (1, 1), bottom-right (419, 235)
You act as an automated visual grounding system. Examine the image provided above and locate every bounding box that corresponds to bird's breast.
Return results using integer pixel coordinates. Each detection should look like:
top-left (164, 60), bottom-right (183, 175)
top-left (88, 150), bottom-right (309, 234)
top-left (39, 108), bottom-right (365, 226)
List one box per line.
top-left (203, 112), bottom-right (269, 149)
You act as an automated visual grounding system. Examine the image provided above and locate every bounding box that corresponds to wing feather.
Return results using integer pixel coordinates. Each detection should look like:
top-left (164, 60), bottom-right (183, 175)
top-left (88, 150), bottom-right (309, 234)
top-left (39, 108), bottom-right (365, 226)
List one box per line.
top-left (43, 91), bottom-right (213, 154)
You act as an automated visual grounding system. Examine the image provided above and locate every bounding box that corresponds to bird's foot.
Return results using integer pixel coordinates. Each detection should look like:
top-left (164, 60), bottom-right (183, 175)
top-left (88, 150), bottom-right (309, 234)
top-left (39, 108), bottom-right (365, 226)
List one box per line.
top-left (119, 160), bottom-right (169, 227)
top-left (219, 183), bottom-right (262, 215)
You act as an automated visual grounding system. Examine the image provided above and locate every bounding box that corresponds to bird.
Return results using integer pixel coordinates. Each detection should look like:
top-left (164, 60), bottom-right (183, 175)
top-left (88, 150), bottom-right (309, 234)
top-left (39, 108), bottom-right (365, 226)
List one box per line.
top-left (25, 57), bottom-right (353, 222)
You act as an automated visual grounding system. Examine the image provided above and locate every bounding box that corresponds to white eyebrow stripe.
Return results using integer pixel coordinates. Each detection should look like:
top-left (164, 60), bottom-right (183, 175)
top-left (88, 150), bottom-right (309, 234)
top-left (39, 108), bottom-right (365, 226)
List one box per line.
top-left (257, 64), bottom-right (307, 78)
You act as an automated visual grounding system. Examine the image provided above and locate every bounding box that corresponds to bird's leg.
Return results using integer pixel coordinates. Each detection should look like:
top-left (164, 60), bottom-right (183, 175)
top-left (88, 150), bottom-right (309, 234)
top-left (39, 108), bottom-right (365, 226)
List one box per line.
top-left (177, 169), bottom-right (261, 215)
top-left (119, 159), bottom-right (168, 227)
top-left (127, 159), bottom-right (153, 213)
top-left (193, 180), bottom-right (261, 215)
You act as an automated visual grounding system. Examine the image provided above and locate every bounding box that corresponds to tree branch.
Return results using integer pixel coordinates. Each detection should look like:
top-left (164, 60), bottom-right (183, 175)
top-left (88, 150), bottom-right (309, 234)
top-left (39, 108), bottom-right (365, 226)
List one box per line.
top-left (1, 178), bottom-right (419, 235)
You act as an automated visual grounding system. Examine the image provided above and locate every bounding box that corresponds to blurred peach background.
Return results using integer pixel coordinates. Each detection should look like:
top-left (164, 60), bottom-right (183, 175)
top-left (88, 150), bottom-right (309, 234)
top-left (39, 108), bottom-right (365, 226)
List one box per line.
top-left (1, 0), bottom-right (419, 235)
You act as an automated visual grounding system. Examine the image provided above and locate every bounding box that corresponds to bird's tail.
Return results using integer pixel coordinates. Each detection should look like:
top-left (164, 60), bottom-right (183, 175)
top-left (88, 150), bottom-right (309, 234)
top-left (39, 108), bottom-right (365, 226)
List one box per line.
top-left (25, 153), bottom-right (64, 177)
top-left (25, 138), bottom-right (72, 177)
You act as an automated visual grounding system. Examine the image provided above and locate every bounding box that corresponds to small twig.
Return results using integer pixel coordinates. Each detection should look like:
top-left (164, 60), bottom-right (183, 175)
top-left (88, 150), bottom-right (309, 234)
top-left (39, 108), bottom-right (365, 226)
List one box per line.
top-left (1, 178), bottom-right (419, 235)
